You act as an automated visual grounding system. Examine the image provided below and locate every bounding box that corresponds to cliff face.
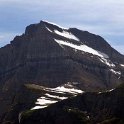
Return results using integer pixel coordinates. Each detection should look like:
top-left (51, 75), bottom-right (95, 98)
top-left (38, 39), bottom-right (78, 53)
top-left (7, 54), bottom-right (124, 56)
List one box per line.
top-left (0, 20), bottom-right (124, 123)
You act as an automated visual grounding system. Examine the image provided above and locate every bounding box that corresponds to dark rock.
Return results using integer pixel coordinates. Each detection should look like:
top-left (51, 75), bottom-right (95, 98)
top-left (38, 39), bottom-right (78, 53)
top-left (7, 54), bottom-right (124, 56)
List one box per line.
top-left (0, 20), bottom-right (124, 123)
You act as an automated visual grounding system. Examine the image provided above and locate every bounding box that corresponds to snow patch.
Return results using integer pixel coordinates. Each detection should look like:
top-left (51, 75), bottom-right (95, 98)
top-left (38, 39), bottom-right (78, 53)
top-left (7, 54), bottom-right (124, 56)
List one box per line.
top-left (120, 64), bottom-right (124, 67)
top-left (98, 92), bottom-right (102, 94)
top-left (45, 93), bottom-right (68, 100)
top-left (108, 89), bottom-right (115, 92)
top-left (99, 58), bottom-right (115, 67)
top-left (54, 30), bottom-right (79, 41)
top-left (31, 106), bottom-right (47, 110)
top-left (110, 69), bottom-right (121, 75)
top-left (54, 86), bottom-right (83, 94)
top-left (54, 39), bottom-right (109, 58)
top-left (46, 27), bottom-right (52, 32)
top-left (31, 97), bottom-right (57, 110)
top-left (45, 86), bottom-right (83, 95)
top-left (43, 20), bottom-right (67, 29)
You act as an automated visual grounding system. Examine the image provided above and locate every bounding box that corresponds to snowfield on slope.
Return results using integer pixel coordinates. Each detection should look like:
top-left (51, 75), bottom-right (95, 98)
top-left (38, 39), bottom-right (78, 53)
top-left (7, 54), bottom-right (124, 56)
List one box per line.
top-left (54, 39), bottom-right (109, 58)
top-left (31, 83), bottom-right (84, 110)
top-left (54, 30), bottom-right (80, 41)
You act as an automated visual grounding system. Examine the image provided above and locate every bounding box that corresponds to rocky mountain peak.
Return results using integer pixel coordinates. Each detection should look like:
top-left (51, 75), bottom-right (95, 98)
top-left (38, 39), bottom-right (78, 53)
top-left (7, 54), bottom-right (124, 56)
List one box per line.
top-left (0, 20), bottom-right (124, 124)
top-left (24, 20), bottom-right (65, 37)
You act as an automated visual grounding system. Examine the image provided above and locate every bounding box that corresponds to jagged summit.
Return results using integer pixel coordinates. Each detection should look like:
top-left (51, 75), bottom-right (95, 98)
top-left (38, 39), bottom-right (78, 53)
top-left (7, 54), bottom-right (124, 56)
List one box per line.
top-left (21, 20), bottom-right (124, 62)
top-left (24, 20), bottom-right (67, 36)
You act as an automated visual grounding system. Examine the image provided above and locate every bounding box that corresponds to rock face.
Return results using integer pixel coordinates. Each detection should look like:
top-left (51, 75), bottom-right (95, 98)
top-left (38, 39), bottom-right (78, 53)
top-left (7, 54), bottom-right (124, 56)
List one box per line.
top-left (0, 20), bottom-right (124, 123)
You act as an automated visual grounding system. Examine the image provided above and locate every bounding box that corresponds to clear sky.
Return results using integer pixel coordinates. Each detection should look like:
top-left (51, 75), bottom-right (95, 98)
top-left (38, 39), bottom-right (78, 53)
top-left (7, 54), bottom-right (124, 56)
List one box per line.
top-left (0, 0), bottom-right (124, 54)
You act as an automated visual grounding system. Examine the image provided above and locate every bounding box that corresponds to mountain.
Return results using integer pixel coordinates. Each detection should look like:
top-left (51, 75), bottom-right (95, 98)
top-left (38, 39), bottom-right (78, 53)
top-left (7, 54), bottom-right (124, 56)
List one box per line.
top-left (0, 20), bottom-right (124, 124)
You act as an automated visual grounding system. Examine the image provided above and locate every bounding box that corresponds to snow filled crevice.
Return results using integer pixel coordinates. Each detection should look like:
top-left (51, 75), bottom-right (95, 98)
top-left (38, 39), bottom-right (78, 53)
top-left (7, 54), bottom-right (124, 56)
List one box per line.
top-left (45, 24), bottom-right (79, 42)
top-left (99, 58), bottom-right (115, 67)
top-left (54, 30), bottom-right (80, 41)
top-left (54, 39), bottom-right (109, 58)
top-left (110, 69), bottom-right (121, 75)
top-left (46, 27), bottom-right (52, 32)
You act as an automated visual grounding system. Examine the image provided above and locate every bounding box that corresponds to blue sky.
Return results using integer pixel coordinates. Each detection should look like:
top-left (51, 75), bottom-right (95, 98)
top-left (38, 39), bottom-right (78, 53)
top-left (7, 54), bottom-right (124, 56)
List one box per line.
top-left (0, 0), bottom-right (124, 54)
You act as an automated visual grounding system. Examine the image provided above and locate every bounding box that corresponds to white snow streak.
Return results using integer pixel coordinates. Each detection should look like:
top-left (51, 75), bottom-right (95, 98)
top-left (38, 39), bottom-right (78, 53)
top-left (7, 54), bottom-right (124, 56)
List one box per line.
top-left (54, 39), bottom-right (108, 58)
top-left (31, 106), bottom-right (47, 110)
top-left (120, 64), bottom-right (124, 67)
top-left (44, 84), bottom-right (84, 95)
top-left (43, 20), bottom-right (67, 29)
top-left (31, 97), bottom-right (57, 110)
top-left (54, 86), bottom-right (83, 94)
top-left (98, 88), bottom-right (115, 94)
top-left (99, 58), bottom-right (115, 67)
top-left (110, 69), bottom-right (121, 75)
top-left (36, 97), bottom-right (57, 105)
top-left (46, 27), bottom-right (52, 32)
top-left (54, 30), bottom-right (79, 41)
top-left (45, 93), bottom-right (67, 100)
top-left (108, 89), bottom-right (115, 92)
